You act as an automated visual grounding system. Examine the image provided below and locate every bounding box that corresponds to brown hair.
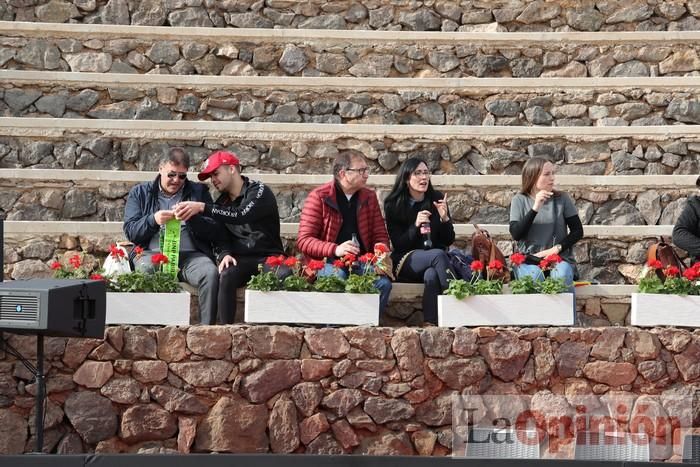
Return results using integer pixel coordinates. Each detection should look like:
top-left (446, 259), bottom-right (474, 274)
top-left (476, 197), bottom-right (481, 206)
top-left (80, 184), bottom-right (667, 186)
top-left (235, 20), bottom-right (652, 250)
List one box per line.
top-left (520, 157), bottom-right (558, 195)
top-left (332, 150), bottom-right (365, 179)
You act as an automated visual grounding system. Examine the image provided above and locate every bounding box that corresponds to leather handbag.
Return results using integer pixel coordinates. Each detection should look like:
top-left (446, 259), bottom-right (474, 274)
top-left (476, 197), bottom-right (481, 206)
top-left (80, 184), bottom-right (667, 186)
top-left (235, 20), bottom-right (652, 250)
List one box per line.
top-left (471, 224), bottom-right (510, 282)
top-left (647, 237), bottom-right (686, 281)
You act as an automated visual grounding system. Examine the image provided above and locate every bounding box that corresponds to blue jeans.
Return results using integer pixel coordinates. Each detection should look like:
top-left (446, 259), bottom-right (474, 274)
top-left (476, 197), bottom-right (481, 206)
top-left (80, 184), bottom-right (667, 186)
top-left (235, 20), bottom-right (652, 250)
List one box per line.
top-left (513, 261), bottom-right (575, 293)
top-left (317, 262), bottom-right (392, 315)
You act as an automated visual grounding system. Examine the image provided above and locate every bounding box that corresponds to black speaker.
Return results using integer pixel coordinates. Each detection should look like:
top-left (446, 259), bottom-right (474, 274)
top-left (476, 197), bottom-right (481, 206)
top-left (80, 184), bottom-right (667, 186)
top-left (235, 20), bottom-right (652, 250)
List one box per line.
top-left (0, 279), bottom-right (106, 338)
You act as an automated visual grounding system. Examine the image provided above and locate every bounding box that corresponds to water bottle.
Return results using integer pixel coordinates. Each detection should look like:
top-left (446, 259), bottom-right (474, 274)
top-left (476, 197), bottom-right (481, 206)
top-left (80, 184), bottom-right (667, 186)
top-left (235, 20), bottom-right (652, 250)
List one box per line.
top-left (351, 233), bottom-right (359, 248)
top-left (420, 222), bottom-right (432, 250)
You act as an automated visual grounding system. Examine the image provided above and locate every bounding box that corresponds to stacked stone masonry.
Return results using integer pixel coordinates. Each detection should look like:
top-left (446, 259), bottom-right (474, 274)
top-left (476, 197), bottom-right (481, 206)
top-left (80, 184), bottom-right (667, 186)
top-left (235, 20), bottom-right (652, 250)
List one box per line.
top-left (4, 0), bottom-right (700, 32)
top-left (8, 83), bottom-right (700, 126)
top-left (1, 134), bottom-right (699, 175)
top-left (0, 325), bottom-right (697, 460)
top-left (6, 34), bottom-right (700, 77)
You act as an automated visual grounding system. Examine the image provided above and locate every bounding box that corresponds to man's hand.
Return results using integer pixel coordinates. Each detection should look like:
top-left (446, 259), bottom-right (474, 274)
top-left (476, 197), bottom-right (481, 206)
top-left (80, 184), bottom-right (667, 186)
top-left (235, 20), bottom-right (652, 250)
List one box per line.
top-left (154, 210), bottom-right (175, 225)
top-left (218, 254), bottom-right (237, 273)
top-left (335, 240), bottom-right (360, 257)
top-left (174, 201), bottom-right (205, 221)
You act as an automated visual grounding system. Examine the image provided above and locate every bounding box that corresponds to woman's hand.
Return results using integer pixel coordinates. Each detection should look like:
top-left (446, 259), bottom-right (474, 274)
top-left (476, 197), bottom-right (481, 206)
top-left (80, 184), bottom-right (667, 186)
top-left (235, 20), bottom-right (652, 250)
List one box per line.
top-left (415, 210), bottom-right (432, 227)
top-left (433, 194), bottom-right (449, 222)
top-left (535, 245), bottom-right (562, 258)
top-left (533, 190), bottom-right (553, 212)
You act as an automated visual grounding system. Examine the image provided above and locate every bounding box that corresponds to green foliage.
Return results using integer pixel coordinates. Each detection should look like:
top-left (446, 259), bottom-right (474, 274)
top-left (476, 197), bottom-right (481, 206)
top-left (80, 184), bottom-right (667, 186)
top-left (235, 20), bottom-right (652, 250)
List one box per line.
top-left (345, 272), bottom-right (379, 294)
top-left (313, 275), bottom-right (346, 293)
top-left (509, 274), bottom-right (568, 295)
top-left (283, 274), bottom-right (312, 292)
top-left (638, 275), bottom-right (664, 294)
top-left (444, 278), bottom-right (474, 300)
top-left (662, 277), bottom-right (697, 295)
top-left (246, 265), bottom-right (282, 292)
top-left (472, 279), bottom-right (503, 295)
top-left (107, 271), bottom-right (180, 293)
top-left (509, 275), bottom-right (538, 294)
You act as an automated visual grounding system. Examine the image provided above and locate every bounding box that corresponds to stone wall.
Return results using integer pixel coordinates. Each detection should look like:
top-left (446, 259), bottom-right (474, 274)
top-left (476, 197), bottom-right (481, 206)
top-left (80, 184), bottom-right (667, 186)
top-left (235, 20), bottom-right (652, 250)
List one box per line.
top-left (2, 0), bottom-right (700, 32)
top-left (4, 35), bottom-right (700, 77)
top-left (6, 84), bottom-right (700, 126)
top-left (2, 135), bottom-right (700, 176)
top-left (0, 325), bottom-right (696, 460)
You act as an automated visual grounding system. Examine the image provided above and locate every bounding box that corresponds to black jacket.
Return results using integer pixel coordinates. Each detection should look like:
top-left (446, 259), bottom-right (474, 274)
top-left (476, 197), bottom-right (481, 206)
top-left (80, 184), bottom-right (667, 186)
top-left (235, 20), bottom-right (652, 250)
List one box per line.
top-left (123, 175), bottom-right (217, 259)
top-left (673, 195), bottom-right (700, 262)
top-left (200, 176), bottom-right (284, 261)
top-left (385, 190), bottom-right (455, 265)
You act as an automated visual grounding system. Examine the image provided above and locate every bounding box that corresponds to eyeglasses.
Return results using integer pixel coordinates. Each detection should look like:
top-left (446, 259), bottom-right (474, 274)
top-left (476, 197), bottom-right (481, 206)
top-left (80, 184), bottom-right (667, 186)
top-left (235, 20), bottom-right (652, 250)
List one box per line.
top-left (346, 167), bottom-right (370, 175)
top-left (412, 170), bottom-right (431, 177)
top-left (166, 172), bottom-right (188, 180)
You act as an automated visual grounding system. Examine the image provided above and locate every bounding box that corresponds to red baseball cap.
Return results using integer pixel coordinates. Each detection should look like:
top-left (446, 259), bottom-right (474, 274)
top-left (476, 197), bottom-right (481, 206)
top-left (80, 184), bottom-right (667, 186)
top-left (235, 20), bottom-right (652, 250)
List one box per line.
top-left (198, 151), bottom-right (240, 180)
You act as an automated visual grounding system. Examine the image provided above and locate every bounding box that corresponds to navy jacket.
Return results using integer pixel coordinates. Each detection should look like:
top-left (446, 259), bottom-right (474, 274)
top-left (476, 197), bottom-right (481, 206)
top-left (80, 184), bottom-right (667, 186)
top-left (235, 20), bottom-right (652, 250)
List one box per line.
top-left (123, 175), bottom-right (217, 259)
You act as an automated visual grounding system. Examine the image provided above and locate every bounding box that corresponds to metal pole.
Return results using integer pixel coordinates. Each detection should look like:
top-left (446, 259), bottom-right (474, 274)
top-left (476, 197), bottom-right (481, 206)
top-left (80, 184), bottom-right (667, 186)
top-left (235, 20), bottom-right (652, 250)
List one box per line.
top-left (35, 335), bottom-right (44, 453)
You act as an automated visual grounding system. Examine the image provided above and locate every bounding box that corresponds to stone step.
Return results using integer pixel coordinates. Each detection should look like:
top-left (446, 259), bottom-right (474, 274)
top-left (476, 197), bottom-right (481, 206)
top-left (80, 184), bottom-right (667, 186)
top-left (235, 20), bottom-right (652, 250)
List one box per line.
top-left (2, 220), bottom-right (676, 285)
top-left (5, 71), bottom-right (700, 126)
top-left (2, 4), bottom-right (698, 32)
top-left (3, 22), bottom-right (700, 77)
top-left (1, 118), bottom-right (698, 176)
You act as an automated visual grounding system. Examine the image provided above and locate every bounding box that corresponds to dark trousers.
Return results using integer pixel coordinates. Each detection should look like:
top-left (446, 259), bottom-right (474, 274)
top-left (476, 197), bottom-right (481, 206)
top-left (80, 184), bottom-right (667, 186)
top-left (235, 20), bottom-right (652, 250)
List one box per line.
top-left (397, 249), bottom-right (454, 325)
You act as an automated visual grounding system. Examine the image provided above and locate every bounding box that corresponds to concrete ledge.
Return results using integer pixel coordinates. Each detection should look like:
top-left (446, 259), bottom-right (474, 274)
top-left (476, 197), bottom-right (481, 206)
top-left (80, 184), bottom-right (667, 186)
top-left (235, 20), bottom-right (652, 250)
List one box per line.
top-left (3, 21), bottom-right (700, 44)
top-left (6, 70), bottom-right (700, 92)
top-left (3, 118), bottom-right (700, 141)
top-left (1, 169), bottom-right (696, 188)
top-left (3, 220), bottom-right (675, 238)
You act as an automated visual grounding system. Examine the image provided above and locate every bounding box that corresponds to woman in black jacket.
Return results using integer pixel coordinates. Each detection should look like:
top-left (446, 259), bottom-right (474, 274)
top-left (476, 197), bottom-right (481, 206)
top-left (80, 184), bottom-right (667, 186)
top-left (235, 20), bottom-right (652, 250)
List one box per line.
top-left (384, 158), bottom-right (455, 325)
top-left (672, 176), bottom-right (700, 263)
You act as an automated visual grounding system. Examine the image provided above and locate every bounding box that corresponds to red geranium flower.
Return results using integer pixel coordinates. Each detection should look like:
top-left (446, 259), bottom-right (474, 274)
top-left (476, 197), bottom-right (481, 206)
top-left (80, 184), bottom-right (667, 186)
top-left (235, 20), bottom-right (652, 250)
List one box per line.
top-left (545, 254), bottom-right (562, 264)
top-left (151, 253), bottom-right (169, 265)
top-left (488, 259), bottom-right (504, 271)
top-left (470, 260), bottom-right (484, 272)
top-left (108, 244), bottom-right (125, 258)
top-left (343, 253), bottom-right (357, 265)
top-left (307, 260), bottom-right (326, 272)
top-left (665, 266), bottom-right (680, 277)
top-left (68, 254), bottom-right (81, 269)
top-left (50, 261), bottom-right (62, 270)
top-left (374, 243), bottom-right (389, 254)
top-left (90, 273), bottom-right (105, 281)
top-left (646, 259), bottom-right (663, 269)
top-left (510, 253), bottom-right (526, 266)
top-left (359, 253), bottom-right (376, 264)
top-left (133, 246), bottom-right (144, 256)
top-left (283, 256), bottom-right (299, 268)
top-left (332, 259), bottom-right (345, 269)
top-left (683, 268), bottom-right (699, 281)
top-left (265, 255), bottom-right (283, 267)
top-left (539, 260), bottom-right (549, 270)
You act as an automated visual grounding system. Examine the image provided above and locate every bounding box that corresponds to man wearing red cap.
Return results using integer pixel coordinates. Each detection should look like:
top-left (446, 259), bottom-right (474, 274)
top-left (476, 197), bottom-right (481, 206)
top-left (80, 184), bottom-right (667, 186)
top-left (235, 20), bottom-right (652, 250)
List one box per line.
top-left (297, 150), bottom-right (392, 316)
top-left (124, 147), bottom-right (219, 324)
top-left (175, 150), bottom-right (286, 324)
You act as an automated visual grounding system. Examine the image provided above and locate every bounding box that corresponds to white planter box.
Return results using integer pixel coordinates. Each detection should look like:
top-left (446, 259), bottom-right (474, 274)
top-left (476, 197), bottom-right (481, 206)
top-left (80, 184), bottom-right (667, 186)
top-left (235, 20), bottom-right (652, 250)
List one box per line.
top-left (106, 292), bottom-right (190, 325)
top-left (438, 293), bottom-right (575, 327)
top-left (631, 293), bottom-right (700, 327)
top-left (244, 290), bottom-right (379, 325)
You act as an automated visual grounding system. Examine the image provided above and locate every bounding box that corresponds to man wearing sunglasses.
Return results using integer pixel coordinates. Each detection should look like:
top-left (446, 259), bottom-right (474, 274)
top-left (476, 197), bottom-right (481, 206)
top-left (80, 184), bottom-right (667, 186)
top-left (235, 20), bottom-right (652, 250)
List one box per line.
top-left (123, 147), bottom-right (219, 324)
top-left (297, 150), bottom-right (392, 317)
top-left (174, 150), bottom-right (286, 324)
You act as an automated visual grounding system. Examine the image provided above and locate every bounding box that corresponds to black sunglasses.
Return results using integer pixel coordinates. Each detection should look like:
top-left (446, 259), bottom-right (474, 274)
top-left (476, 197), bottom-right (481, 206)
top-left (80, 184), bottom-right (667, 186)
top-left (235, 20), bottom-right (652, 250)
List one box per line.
top-left (167, 172), bottom-right (187, 180)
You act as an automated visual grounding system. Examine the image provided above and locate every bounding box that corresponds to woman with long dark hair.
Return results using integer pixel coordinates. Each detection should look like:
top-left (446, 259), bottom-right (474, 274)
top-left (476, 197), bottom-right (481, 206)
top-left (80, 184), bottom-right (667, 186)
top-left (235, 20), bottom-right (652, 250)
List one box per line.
top-left (384, 158), bottom-right (455, 325)
top-left (509, 157), bottom-right (583, 291)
